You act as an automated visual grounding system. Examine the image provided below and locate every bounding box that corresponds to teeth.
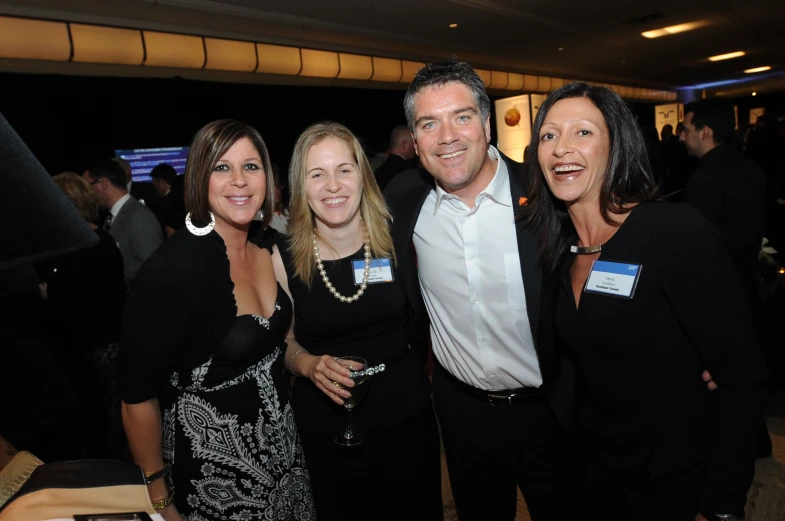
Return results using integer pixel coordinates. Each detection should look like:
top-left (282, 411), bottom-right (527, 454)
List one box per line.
top-left (324, 197), bottom-right (346, 205)
top-left (229, 196), bottom-right (250, 200)
top-left (554, 165), bottom-right (584, 173)
top-left (440, 150), bottom-right (465, 159)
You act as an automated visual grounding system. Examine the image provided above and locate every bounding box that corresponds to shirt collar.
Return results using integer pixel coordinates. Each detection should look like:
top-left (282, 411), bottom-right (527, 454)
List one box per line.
top-left (111, 193), bottom-right (131, 217)
top-left (432, 145), bottom-right (510, 214)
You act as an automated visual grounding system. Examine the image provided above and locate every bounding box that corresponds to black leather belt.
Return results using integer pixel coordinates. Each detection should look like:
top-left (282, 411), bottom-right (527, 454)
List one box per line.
top-left (437, 362), bottom-right (543, 408)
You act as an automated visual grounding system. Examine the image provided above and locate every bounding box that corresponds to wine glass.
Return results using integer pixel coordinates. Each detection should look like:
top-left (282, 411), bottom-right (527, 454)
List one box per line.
top-left (332, 356), bottom-right (369, 447)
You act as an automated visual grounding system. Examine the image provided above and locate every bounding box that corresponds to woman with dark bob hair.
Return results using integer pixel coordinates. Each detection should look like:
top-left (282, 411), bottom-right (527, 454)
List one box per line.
top-left (119, 119), bottom-right (315, 520)
top-left (520, 82), bottom-right (768, 521)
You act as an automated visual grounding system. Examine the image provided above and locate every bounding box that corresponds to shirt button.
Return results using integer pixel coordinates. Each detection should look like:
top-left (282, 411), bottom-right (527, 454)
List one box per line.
top-left (481, 337), bottom-right (487, 342)
top-left (490, 374), bottom-right (496, 380)
top-left (474, 298), bottom-right (480, 303)
top-left (470, 256), bottom-right (475, 261)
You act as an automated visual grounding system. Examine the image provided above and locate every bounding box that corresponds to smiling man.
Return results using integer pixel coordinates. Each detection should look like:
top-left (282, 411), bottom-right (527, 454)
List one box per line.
top-left (384, 58), bottom-right (575, 521)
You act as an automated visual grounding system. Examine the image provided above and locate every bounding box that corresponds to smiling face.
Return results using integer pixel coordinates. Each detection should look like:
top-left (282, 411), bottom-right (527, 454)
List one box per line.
top-left (538, 96), bottom-right (610, 207)
top-left (305, 137), bottom-right (363, 232)
top-left (412, 82), bottom-right (494, 202)
top-left (208, 137), bottom-right (266, 230)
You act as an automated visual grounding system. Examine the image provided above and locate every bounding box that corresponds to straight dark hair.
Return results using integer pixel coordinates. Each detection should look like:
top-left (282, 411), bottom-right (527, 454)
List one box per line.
top-left (184, 119), bottom-right (273, 228)
top-left (520, 82), bottom-right (658, 275)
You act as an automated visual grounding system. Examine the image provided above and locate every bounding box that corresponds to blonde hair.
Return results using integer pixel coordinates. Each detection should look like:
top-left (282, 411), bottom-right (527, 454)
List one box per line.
top-left (287, 122), bottom-right (395, 286)
top-left (53, 171), bottom-right (101, 224)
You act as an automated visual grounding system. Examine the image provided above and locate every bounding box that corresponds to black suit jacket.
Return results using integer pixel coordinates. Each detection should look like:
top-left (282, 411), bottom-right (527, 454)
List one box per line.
top-left (383, 152), bottom-right (574, 432)
top-left (130, 181), bottom-right (165, 230)
top-left (374, 153), bottom-right (418, 192)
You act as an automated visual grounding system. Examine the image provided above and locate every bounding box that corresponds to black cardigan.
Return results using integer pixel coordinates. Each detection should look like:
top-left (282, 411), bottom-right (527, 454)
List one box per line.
top-left (118, 227), bottom-right (275, 404)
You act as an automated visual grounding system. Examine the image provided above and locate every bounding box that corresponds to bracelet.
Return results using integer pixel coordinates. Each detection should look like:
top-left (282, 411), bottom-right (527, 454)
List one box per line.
top-left (288, 348), bottom-right (308, 376)
top-left (144, 464), bottom-right (170, 484)
top-left (151, 486), bottom-right (175, 510)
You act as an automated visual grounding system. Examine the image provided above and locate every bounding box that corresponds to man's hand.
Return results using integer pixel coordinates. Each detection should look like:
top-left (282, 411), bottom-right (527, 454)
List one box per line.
top-left (695, 513), bottom-right (709, 521)
top-left (703, 370), bottom-right (718, 391)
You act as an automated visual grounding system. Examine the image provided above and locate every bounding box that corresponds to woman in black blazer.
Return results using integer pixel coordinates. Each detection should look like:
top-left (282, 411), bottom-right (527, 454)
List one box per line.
top-left (520, 82), bottom-right (768, 521)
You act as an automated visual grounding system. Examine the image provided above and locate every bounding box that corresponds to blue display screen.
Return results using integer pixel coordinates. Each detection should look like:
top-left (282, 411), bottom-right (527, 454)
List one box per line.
top-left (115, 146), bottom-right (189, 183)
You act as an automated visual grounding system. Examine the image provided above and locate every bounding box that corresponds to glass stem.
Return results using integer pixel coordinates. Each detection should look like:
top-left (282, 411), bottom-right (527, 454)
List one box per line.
top-left (344, 406), bottom-right (354, 440)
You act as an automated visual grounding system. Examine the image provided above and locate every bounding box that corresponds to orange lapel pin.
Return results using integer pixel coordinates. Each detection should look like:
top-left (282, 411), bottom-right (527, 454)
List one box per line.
top-left (519, 197), bottom-right (528, 207)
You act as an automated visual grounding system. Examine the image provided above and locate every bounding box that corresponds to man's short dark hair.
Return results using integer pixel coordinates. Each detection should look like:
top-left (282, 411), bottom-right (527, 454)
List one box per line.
top-left (403, 56), bottom-right (490, 134)
top-left (684, 98), bottom-right (736, 145)
top-left (149, 163), bottom-right (178, 186)
top-left (90, 159), bottom-right (128, 190)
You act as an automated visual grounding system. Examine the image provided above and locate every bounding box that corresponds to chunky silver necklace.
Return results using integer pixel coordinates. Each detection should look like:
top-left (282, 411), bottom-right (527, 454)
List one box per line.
top-left (313, 229), bottom-right (371, 303)
top-left (570, 243), bottom-right (602, 254)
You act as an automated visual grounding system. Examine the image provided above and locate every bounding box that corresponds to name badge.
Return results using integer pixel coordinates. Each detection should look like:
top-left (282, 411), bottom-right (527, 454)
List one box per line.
top-left (584, 260), bottom-right (642, 299)
top-left (353, 258), bottom-right (394, 285)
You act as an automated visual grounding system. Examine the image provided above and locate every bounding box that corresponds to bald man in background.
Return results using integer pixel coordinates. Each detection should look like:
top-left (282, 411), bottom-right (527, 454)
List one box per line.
top-left (374, 124), bottom-right (419, 191)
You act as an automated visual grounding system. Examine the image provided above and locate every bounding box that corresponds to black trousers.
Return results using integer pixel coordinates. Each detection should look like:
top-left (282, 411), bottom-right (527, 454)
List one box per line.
top-left (432, 364), bottom-right (576, 521)
top-left (579, 459), bottom-right (705, 520)
top-left (299, 405), bottom-right (443, 521)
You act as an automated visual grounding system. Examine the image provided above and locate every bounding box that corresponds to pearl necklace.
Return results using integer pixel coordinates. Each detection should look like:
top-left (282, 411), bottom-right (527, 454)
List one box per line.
top-left (313, 232), bottom-right (371, 303)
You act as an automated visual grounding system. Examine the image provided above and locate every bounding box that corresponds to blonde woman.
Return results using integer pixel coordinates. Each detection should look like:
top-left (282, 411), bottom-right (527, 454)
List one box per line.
top-left (272, 122), bottom-right (442, 521)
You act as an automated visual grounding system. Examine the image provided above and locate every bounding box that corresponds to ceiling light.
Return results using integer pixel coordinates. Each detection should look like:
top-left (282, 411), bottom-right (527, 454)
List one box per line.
top-left (752, 92), bottom-right (757, 96)
top-left (708, 51), bottom-right (745, 62)
top-left (449, 23), bottom-right (458, 28)
top-left (744, 66), bottom-right (771, 74)
top-left (557, 47), bottom-right (564, 51)
top-left (641, 20), bottom-right (708, 39)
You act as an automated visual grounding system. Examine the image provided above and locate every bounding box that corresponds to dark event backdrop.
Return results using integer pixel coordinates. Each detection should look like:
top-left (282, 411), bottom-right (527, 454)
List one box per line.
top-left (0, 71), bottom-right (658, 184)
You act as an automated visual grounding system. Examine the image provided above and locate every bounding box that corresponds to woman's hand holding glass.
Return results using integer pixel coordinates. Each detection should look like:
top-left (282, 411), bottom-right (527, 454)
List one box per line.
top-left (300, 353), bottom-right (356, 406)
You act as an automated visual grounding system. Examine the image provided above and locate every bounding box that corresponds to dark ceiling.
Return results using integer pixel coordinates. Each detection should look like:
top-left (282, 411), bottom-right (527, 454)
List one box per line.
top-left (2, 0), bottom-right (785, 97)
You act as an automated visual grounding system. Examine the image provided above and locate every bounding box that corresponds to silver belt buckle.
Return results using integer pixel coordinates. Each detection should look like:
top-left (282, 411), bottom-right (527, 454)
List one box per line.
top-left (487, 392), bottom-right (516, 407)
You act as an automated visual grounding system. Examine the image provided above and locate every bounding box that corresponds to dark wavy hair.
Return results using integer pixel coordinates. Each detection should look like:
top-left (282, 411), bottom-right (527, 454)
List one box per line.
top-left (520, 82), bottom-right (658, 275)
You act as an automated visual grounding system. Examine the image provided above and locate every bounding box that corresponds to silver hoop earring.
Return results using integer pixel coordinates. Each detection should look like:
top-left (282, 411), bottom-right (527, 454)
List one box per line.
top-left (185, 212), bottom-right (215, 236)
top-left (259, 210), bottom-right (264, 220)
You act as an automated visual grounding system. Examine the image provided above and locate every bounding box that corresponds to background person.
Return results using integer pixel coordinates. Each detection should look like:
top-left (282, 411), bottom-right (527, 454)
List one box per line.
top-left (149, 162), bottom-right (186, 237)
top-left (88, 159), bottom-right (163, 284)
top-left (522, 81), bottom-right (768, 521)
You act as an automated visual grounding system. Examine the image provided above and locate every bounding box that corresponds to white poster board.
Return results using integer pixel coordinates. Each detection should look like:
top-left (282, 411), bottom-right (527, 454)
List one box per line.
top-left (654, 103), bottom-right (683, 140)
top-left (495, 94), bottom-right (531, 163)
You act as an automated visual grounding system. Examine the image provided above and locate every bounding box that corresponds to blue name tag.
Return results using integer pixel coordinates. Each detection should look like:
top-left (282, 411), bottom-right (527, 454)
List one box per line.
top-left (352, 258), bottom-right (394, 285)
top-left (584, 260), bottom-right (642, 299)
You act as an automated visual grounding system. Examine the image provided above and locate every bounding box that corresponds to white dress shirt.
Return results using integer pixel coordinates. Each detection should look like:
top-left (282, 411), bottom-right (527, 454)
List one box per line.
top-left (413, 145), bottom-right (542, 391)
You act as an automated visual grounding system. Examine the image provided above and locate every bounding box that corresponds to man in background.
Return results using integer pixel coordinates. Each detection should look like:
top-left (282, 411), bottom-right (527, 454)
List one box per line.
top-left (681, 98), bottom-right (766, 306)
top-left (149, 162), bottom-right (185, 237)
top-left (374, 124), bottom-right (418, 192)
top-left (89, 159), bottom-right (163, 282)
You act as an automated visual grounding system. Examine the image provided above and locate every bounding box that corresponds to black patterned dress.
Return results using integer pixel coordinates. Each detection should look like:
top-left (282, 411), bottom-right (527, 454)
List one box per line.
top-left (119, 230), bottom-right (316, 521)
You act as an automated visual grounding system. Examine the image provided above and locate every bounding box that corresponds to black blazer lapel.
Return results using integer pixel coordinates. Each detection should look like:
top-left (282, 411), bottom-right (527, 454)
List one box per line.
top-left (388, 169), bottom-right (433, 320)
top-left (385, 167), bottom-right (434, 363)
top-left (504, 154), bottom-right (542, 344)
